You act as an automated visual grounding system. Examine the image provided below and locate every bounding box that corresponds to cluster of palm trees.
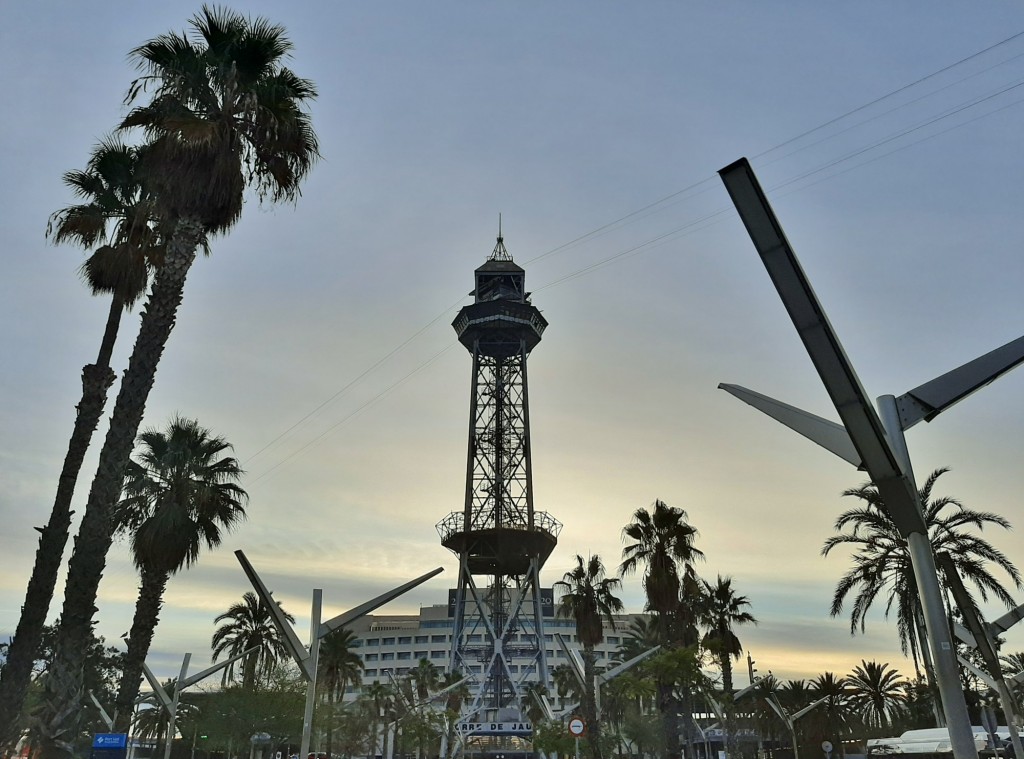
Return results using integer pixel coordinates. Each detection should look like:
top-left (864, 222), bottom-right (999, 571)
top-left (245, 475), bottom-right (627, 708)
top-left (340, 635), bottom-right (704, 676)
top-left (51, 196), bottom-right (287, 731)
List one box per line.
top-left (0, 7), bottom-right (319, 758)
top-left (550, 474), bottom-right (1023, 759)
top-left (551, 500), bottom-right (756, 759)
top-left (192, 607), bottom-right (468, 759)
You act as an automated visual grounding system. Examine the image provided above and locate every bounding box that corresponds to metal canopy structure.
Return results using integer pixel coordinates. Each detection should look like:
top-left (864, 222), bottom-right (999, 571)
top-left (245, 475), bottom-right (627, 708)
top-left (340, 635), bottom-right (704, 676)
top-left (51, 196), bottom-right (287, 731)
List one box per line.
top-left (235, 550), bottom-right (443, 759)
top-left (717, 156), bottom-right (1024, 759)
top-left (135, 647), bottom-right (256, 759)
top-left (436, 232), bottom-right (561, 727)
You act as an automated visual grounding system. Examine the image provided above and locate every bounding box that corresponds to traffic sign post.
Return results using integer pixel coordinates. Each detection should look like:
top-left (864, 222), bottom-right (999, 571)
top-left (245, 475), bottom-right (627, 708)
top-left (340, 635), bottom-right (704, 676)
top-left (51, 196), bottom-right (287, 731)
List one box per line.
top-left (568, 717), bottom-right (586, 759)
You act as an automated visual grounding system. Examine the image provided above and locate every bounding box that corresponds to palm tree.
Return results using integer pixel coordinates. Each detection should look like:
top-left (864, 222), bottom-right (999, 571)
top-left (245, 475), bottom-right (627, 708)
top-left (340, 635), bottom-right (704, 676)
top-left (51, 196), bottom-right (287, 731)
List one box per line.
top-left (364, 680), bottom-right (394, 759)
top-left (212, 592), bottom-right (296, 692)
top-left (823, 468), bottom-right (1021, 676)
top-left (845, 660), bottom-right (908, 733)
top-left (0, 139), bottom-right (162, 743)
top-left (39, 11), bottom-right (318, 756)
top-left (318, 628), bottom-right (364, 759)
top-left (699, 576), bottom-right (756, 696)
top-left (620, 500), bottom-right (703, 759)
top-left (700, 576), bottom-right (755, 759)
top-left (409, 658), bottom-right (441, 703)
top-left (555, 554), bottom-right (624, 759)
top-left (810, 672), bottom-right (853, 755)
top-left (111, 417), bottom-right (247, 729)
top-left (620, 500), bottom-right (704, 642)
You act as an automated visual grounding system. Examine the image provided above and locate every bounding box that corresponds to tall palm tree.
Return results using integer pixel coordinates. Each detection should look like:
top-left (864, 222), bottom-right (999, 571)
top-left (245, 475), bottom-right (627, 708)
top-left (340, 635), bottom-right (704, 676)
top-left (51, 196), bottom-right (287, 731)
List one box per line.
top-left (211, 592), bottom-right (296, 692)
top-left (555, 554), bottom-right (624, 759)
top-left (111, 417), bottom-right (247, 729)
top-left (620, 500), bottom-right (703, 759)
top-left (620, 500), bottom-right (704, 641)
top-left (845, 660), bottom-right (908, 733)
top-left (41, 10), bottom-right (318, 756)
top-left (318, 628), bottom-right (364, 759)
top-left (699, 576), bottom-right (755, 759)
top-left (823, 468), bottom-right (1021, 674)
top-left (0, 139), bottom-right (162, 743)
top-left (699, 576), bottom-right (756, 696)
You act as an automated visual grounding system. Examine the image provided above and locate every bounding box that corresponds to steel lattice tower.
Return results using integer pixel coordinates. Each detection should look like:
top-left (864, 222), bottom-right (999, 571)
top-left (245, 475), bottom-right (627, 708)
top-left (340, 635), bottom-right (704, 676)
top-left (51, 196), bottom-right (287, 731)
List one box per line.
top-left (436, 231), bottom-right (561, 724)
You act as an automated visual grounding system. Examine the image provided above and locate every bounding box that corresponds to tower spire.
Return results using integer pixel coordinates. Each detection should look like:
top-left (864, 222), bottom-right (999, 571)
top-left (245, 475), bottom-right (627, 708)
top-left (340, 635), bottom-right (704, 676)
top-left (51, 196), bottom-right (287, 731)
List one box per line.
top-left (490, 213), bottom-right (511, 262)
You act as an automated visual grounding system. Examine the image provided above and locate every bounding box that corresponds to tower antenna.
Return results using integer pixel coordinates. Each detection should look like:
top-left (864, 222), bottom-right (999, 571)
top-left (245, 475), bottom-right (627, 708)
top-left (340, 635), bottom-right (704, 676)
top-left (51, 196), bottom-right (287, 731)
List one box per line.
top-left (490, 213), bottom-right (511, 261)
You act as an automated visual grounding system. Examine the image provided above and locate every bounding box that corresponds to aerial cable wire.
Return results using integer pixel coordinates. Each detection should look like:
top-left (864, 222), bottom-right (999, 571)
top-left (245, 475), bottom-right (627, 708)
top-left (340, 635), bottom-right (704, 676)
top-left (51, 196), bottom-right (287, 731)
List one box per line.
top-left (773, 94), bottom-right (1024, 199)
top-left (523, 30), bottom-right (1024, 268)
top-left (243, 32), bottom-right (1024, 477)
top-left (751, 29), bottom-right (1024, 161)
top-left (249, 342), bottom-right (459, 483)
top-left (241, 297), bottom-right (466, 467)
top-left (760, 49), bottom-right (1024, 170)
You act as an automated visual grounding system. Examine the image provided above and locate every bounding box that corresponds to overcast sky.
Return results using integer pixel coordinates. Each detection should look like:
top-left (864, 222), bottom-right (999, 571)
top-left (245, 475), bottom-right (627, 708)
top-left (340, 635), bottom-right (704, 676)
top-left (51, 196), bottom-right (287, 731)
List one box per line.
top-left (3, 3), bottom-right (1024, 689)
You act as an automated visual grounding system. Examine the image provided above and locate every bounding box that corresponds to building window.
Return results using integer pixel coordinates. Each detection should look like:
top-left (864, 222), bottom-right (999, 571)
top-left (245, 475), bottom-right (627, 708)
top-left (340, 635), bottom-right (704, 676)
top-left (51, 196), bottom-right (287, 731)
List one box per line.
top-left (382, 637), bottom-right (395, 646)
top-left (608, 636), bottom-right (620, 644)
top-left (431, 650), bottom-right (446, 659)
top-left (431, 635), bottom-right (447, 643)
top-left (398, 652), bottom-right (411, 660)
top-left (415, 651), bottom-right (428, 659)
top-left (367, 638), bottom-right (379, 646)
top-left (365, 669), bottom-right (377, 677)
top-left (467, 634), bottom-right (481, 643)
top-left (544, 635), bottom-right (553, 642)
top-left (398, 636), bottom-right (412, 644)
top-left (397, 667), bottom-right (409, 675)
top-left (415, 635), bottom-right (428, 644)
top-left (365, 653), bottom-right (378, 662)
top-left (382, 652), bottom-right (395, 661)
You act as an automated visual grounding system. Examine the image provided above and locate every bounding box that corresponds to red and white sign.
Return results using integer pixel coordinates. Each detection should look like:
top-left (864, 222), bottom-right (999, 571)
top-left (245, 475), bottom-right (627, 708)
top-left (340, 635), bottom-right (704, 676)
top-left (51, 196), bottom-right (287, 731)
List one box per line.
top-left (568, 717), bottom-right (586, 737)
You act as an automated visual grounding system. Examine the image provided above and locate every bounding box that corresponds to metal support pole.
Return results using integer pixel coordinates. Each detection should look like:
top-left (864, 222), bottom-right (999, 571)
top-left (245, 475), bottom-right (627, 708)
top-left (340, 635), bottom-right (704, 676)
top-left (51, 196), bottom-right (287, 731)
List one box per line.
top-left (906, 533), bottom-right (976, 754)
top-left (300, 590), bottom-right (323, 759)
top-left (878, 395), bottom-right (977, 759)
top-left (163, 654), bottom-right (190, 759)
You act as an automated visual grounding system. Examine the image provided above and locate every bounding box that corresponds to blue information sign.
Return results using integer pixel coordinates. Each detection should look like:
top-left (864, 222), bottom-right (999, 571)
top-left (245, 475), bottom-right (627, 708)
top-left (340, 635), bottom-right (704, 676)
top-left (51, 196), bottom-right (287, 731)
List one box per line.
top-left (93, 734), bottom-right (128, 749)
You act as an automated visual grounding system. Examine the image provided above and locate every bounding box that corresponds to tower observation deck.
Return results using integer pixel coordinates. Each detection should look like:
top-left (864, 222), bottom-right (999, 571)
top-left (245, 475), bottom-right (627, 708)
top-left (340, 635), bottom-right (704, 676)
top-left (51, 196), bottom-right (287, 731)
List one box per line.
top-left (436, 231), bottom-right (561, 726)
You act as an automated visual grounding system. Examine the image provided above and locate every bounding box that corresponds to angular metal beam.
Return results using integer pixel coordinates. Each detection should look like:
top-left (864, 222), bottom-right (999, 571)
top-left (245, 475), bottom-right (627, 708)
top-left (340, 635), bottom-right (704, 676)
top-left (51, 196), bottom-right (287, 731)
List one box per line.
top-left (719, 158), bottom-right (921, 535)
top-left (718, 156), bottom-right (980, 759)
top-left (554, 633), bottom-right (585, 688)
top-left (718, 384), bottom-right (861, 467)
top-left (234, 550), bottom-right (310, 673)
top-left (596, 646), bottom-right (660, 685)
top-left (896, 336), bottom-right (1024, 430)
top-left (320, 566), bottom-right (443, 636)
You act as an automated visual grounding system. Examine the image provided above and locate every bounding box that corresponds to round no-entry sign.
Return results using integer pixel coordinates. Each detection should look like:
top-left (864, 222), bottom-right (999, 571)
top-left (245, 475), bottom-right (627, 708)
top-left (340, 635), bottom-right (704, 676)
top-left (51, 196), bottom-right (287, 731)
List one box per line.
top-left (568, 717), bottom-right (586, 737)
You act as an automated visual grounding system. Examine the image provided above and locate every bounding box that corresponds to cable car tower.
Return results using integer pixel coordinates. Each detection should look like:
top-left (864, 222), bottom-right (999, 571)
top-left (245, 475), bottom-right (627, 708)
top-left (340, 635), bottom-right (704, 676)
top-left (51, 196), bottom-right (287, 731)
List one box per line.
top-left (436, 228), bottom-right (561, 723)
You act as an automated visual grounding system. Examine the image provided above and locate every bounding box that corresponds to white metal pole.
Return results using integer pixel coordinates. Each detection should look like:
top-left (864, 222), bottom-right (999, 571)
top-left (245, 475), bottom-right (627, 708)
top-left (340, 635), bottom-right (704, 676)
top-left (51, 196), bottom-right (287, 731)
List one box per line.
top-left (164, 654), bottom-right (191, 759)
top-left (300, 590), bottom-right (323, 759)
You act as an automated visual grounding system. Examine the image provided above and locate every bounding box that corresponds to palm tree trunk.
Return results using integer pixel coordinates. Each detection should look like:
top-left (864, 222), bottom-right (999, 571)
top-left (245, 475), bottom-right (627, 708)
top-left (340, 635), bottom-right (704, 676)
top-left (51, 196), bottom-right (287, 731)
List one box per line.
top-left (0, 319), bottom-right (120, 745)
top-left (583, 647), bottom-right (603, 759)
top-left (38, 219), bottom-right (203, 759)
top-left (721, 657), bottom-right (740, 759)
top-left (114, 567), bottom-right (171, 731)
top-left (658, 681), bottom-right (681, 759)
